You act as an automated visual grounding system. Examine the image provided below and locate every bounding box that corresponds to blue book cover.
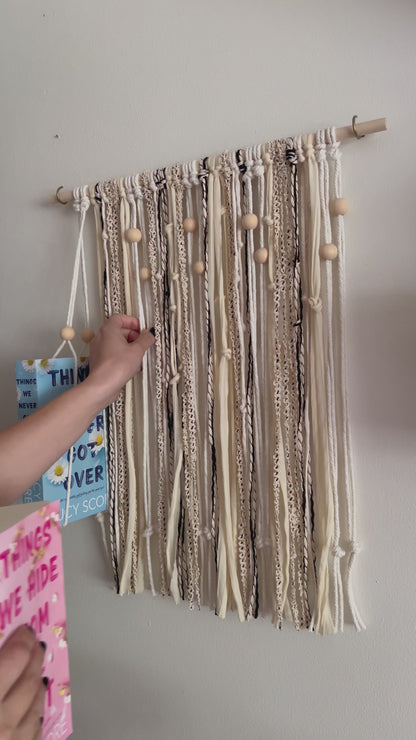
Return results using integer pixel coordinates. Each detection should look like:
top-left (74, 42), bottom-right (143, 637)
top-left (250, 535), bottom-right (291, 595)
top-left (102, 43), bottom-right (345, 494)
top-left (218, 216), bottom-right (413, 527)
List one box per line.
top-left (15, 358), bottom-right (107, 524)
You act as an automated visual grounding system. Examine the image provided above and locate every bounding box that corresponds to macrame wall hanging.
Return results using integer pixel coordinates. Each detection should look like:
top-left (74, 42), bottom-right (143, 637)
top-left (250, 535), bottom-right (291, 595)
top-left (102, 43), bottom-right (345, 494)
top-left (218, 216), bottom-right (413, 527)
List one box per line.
top-left (64, 125), bottom-right (369, 634)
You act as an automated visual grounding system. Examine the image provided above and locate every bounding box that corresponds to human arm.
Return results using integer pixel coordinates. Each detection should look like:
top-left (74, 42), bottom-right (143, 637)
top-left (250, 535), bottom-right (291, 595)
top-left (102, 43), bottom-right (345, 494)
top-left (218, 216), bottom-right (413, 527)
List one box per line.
top-left (0, 315), bottom-right (154, 506)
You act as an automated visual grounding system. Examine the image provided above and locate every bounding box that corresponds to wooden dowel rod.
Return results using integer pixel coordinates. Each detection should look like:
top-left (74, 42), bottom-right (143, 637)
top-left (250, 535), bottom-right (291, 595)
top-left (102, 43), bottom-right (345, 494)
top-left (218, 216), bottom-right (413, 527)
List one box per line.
top-left (335, 117), bottom-right (387, 142)
top-left (55, 116), bottom-right (388, 203)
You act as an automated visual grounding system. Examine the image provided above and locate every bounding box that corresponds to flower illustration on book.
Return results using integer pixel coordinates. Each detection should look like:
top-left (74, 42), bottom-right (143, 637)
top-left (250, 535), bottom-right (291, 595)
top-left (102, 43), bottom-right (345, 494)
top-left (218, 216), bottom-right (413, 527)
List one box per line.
top-left (59, 685), bottom-right (71, 703)
top-left (89, 430), bottom-right (104, 455)
top-left (47, 458), bottom-right (69, 485)
top-left (21, 360), bottom-right (36, 372)
top-left (38, 358), bottom-right (54, 375)
top-left (52, 623), bottom-right (67, 647)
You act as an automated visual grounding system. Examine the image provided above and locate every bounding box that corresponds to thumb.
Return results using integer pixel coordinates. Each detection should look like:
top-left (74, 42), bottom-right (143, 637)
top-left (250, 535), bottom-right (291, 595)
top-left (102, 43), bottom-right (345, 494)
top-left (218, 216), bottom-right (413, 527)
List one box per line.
top-left (132, 329), bottom-right (156, 355)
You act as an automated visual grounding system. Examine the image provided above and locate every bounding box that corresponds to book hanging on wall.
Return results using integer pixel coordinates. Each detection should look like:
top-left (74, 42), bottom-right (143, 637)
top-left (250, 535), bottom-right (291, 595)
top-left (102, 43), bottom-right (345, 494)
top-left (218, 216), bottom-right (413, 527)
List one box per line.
top-left (0, 500), bottom-right (72, 739)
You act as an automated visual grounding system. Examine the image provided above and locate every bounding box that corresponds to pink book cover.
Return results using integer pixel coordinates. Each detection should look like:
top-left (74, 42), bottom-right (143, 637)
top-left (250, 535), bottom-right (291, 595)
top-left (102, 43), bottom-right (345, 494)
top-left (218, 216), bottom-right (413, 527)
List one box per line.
top-left (0, 500), bottom-right (72, 739)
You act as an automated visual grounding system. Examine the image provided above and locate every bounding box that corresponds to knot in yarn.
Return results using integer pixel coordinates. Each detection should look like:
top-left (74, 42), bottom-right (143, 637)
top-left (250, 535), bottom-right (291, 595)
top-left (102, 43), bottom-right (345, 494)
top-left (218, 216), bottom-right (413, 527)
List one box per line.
top-left (169, 373), bottom-right (180, 386)
top-left (315, 142), bottom-right (326, 163)
top-left (142, 526), bottom-right (154, 539)
top-left (295, 137), bottom-right (305, 163)
top-left (198, 527), bottom-right (212, 541)
top-left (328, 141), bottom-right (341, 161)
top-left (253, 159), bottom-right (264, 178)
top-left (286, 148), bottom-right (297, 165)
top-left (348, 540), bottom-right (362, 555)
top-left (133, 184), bottom-right (144, 200)
top-left (267, 282), bottom-right (276, 292)
top-left (73, 188), bottom-right (90, 214)
top-left (332, 545), bottom-right (346, 559)
top-left (171, 272), bottom-right (179, 282)
top-left (221, 348), bottom-right (232, 360)
top-left (303, 296), bottom-right (322, 312)
top-left (263, 216), bottom-right (273, 227)
top-left (169, 304), bottom-right (177, 313)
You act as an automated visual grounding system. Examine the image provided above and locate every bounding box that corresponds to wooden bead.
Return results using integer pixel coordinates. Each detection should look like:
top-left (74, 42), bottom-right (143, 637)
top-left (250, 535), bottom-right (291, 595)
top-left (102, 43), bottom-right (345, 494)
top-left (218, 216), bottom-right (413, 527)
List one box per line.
top-left (125, 228), bottom-right (142, 244)
top-left (242, 213), bottom-right (258, 230)
top-left (81, 329), bottom-right (95, 344)
top-left (60, 326), bottom-right (75, 341)
top-left (183, 217), bottom-right (198, 233)
top-left (253, 248), bottom-right (268, 264)
top-left (140, 267), bottom-right (151, 281)
top-left (330, 198), bottom-right (349, 216)
top-left (319, 243), bottom-right (338, 261)
top-left (193, 261), bottom-right (205, 275)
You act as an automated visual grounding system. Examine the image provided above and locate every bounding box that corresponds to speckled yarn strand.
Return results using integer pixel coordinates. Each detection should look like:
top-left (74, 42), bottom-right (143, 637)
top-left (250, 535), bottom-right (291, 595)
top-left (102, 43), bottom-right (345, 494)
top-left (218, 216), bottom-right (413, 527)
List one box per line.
top-left (172, 165), bottom-right (201, 608)
top-left (222, 150), bottom-right (251, 617)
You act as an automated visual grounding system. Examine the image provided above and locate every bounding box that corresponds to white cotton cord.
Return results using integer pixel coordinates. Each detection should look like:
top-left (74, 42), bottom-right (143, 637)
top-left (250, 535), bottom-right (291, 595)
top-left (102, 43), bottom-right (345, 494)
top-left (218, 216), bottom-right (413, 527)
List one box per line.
top-left (261, 148), bottom-right (275, 614)
top-left (302, 134), bottom-right (335, 634)
top-left (100, 190), bottom-right (122, 586)
top-left (134, 175), bottom-right (156, 595)
top-left (316, 129), bottom-right (344, 633)
top-left (89, 183), bottom-right (111, 562)
top-left (124, 177), bottom-right (145, 593)
top-left (327, 128), bottom-right (365, 631)
top-left (117, 180), bottom-right (142, 594)
top-left (164, 188), bottom-right (183, 604)
top-left (245, 147), bottom-right (264, 617)
top-left (184, 161), bottom-right (209, 602)
top-left (208, 157), bottom-right (244, 621)
top-left (52, 186), bottom-right (90, 527)
top-left (294, 140), bottom-right (315, 614)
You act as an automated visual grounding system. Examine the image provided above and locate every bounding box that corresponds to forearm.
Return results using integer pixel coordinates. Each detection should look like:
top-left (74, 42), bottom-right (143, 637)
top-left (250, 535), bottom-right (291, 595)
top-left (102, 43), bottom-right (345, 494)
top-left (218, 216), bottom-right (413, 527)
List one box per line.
top-left (0, 377), bottom-right (108, 506)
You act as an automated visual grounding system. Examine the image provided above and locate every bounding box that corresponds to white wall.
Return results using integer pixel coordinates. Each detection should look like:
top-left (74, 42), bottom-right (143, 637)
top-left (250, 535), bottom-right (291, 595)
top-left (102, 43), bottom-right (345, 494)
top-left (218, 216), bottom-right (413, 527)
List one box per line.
top-left (1, 1), bottom-right (415, 738)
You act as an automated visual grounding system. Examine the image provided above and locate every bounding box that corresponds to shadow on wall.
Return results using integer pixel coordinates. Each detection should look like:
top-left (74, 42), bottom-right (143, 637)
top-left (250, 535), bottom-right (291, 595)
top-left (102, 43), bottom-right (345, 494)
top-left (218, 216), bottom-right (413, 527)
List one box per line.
top-left (348, 289), bottom-right (416, 432)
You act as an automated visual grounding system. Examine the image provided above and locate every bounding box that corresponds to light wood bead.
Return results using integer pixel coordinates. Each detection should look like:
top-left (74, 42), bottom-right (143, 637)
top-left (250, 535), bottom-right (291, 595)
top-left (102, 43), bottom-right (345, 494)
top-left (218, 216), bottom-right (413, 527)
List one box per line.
top-left (140, 267), bottom-right (151, 281)
top-left (183, 217), bottom-right (198, 233)
top-left (193, 261), bottom-right (205, 275)
top-left (60, 326), bottom-right (75, 341)
top-left (319, 243), bottom-right (338, 261)
top-left (253, 248), bottom-right (268, 264)
top-left (242, 213), bottom-right (258, 230)
top-left (330, 198), bottom-right (349, 216)
top-left (125, 227), bottom-right (142, 244)
top-left (81, 329), bottom-right (95, 344)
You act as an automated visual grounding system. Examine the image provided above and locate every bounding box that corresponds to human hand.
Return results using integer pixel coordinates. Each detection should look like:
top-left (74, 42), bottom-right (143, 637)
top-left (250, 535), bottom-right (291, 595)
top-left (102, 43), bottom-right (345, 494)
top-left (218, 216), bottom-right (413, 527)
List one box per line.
top-left (0, 625), bottom-right (47, 740)
top-left (86, 314), bottom-right (155, 406)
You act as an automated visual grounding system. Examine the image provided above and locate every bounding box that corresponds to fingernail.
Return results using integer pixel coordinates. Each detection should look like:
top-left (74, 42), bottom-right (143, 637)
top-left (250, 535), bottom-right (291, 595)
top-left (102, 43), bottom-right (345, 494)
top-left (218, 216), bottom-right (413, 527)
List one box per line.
top-left (39, 641), bottom-right (47, 652)
top-left (40, 717), bottom-right (44, 725)
top-left (149, 327), bottom-right (155, 336)
top-left (42, 677), bottom-right (50, 687)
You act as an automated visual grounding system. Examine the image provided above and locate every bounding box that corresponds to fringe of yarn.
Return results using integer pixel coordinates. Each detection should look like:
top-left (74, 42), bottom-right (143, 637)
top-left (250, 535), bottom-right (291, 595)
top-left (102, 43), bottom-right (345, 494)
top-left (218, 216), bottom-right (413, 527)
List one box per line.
top-left (90, 132), bottom-right (362, 632)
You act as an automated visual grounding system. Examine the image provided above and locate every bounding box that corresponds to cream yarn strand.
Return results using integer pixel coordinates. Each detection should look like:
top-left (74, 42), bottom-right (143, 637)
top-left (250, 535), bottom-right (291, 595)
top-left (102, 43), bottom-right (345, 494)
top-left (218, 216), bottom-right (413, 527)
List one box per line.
top-left (316, 129), bottom-right (344, 632)
top-left (327, 129), bottom-right (365, 631)
top-left (302, 134), bottom-right (335, 634)
top-left (53, 185), bottom-right (90, 527)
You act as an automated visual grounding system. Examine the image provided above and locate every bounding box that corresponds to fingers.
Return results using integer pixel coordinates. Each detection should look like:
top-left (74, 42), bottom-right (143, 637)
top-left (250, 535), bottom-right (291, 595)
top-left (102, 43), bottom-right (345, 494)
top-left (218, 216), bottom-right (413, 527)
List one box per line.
top-left (3, 640), bottom-right (45, 728)
top-left (14, 678), bottom-right (46, 740)
top-left (0, 626), bottom-right (36, 700)
top-left (131, 329), bottom-right (156, 355)
top-left (106, 314), bottom-right (140, 332)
